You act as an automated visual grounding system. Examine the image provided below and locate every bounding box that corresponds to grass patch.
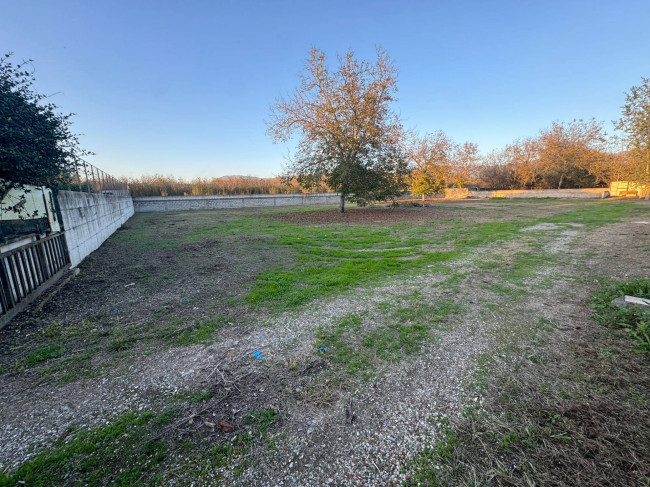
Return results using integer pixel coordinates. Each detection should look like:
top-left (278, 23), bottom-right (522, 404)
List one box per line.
top-left (482, 282), bottom-right (529, 297)
top-left (108, 201), bottom-right (638, 317)
top-left (406, 415), bottom-right (460, 486)
top-left (197, 407), bottom-right (279, 476)
top-left (40, 351), bottom-right (97, 383)
top-left (593, 277), bottom-right (650, 353)
top-left (0, 411), bottom-right (174, 487)
top-left (503, 252), bottom-right (551, 285)
top-left (233, 408), bottom-right (279, 452)
top-left (244, 201), bottom-right (635, 311)
top-left (173, 390), bottom-right (212, 403)
top-left (4, 315), bottom-right (226, 383)
top-left (381, 291), bottom-right (461, 331)
top-left (170, 317), bottom-right (226, 346)
top-left (0, 407), bottom-right (279, 487)
top-left (111, 223), bottom-right (178, 250)
top-left (12, 344), bottom-right (66, 371)
top-left (315, 307), bottom-right (445, 378)
top-left (102, 315), bottom-right (226, 353)
top-left (246, 250), bottom-right (457, 310)
top-left (244, 219), bottom-right (538, 311)
top-left (540, 200), bottom-right (636, 227)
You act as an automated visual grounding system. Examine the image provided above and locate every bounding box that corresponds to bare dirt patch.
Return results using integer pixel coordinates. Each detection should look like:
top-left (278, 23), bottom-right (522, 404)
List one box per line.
top-left (269, 200), bottom-right (599, 226)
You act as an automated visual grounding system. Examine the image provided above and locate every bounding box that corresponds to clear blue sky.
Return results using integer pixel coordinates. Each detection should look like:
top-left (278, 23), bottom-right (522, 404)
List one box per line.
top-left (2, 0), bottom-right (649, 179)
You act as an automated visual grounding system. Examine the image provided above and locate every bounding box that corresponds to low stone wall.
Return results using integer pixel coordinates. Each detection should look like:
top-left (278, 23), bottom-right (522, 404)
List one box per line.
top-left (133, 193), bottom-right (341, 212)
top-left (444, 188), bottom-right (470, 199)
top-left (470, 188), bottom-right (609, 199)
top-left (57, 191), bottom-right (134, 267)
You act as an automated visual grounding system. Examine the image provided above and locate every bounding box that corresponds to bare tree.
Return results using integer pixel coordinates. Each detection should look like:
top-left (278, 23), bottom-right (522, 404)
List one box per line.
top-left (449, 141), bottom-right (479, 188)
top-left (505, 137), bottom-right (540, 188)
top-left (477, 149), bottom-right (518, 189)
top-left (536, 119), bottom-right (607, 189)
top-left (267, 47), bottom-right (407, 213)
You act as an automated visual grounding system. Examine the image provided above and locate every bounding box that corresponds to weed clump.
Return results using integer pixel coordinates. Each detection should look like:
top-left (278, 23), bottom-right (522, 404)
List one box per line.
top-left (593, 278), bottom-right (650, 353)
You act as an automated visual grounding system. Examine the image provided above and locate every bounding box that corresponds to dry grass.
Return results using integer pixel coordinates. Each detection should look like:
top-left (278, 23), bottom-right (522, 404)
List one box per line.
top-left (407, 316), bottom-right (650, 486)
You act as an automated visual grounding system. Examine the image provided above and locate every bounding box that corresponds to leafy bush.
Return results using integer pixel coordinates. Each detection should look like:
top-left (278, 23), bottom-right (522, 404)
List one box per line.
top-left (1, 53), bottom-right (89, 198)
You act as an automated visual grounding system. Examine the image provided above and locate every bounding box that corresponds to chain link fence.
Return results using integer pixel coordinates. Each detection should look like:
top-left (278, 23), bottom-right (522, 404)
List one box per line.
top-left (66, 160), bottom-right (129, 195)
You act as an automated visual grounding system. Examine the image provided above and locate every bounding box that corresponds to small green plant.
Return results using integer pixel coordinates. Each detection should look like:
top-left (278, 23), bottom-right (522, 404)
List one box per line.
top-left (207, 444), bottom-right (234, 468)
top-left (167, 318), bottom-right (226, 346)
top-left (501, 431), bottom-right (520, 449)
top-left (388, 295), bottom-right (460, 331)
top-left (230, 408), bottom-right (279, 458)
top-left (153, 306), bottom-right (172, 318)
top-left (174, 390), bottom-right (212, 403)
top-left (108, 335), bottom-right (137, 352)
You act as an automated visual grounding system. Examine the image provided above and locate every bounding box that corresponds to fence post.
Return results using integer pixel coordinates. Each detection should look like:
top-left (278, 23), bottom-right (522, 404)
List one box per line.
top-left (0, 260), bottom-right (14, 312)
top-left (75, 162), bottom-right (81, 191)
top-left (83, 161), bottom-right (91, 193)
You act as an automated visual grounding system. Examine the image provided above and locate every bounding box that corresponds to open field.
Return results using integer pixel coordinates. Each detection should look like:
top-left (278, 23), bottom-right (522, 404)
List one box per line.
top-left (0, 199), bottom-right (648, 486)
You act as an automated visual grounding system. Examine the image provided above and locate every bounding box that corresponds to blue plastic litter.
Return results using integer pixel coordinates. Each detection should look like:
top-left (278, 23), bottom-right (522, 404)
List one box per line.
top-left (317, 346), bottom-right (327, 352)
top-left (258, 333), bottom-right (264, 339)
top-left (112, 307), bottom-right (119, 314)
top-left (253, 350), bottom-right (267, 360)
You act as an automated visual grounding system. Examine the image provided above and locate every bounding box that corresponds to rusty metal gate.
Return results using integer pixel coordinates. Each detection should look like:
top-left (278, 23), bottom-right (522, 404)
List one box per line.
top-left (0, 233), bottom-right (70, 327)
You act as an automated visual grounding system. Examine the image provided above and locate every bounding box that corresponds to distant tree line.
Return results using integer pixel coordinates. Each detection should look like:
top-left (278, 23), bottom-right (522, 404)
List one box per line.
top-left (472, 119), bottom-right (643, 191)
top-left (128, 73), bottom-right (650, 200)
top-left (130, 111), bottom-right (647, 198)
top-left (414, 118), bottom-right (642, 193)
top-left (127, 175), bottom-right (331, 197)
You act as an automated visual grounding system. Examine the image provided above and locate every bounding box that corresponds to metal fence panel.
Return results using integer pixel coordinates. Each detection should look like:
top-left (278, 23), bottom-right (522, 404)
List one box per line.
top-left (0, 233), bottom-right (70, 327)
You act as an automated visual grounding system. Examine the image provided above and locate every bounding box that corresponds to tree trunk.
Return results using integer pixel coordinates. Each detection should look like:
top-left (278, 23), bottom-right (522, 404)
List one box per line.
top-left (557, 174), bottom-right (565, 190)
top-left (422, 194), bottom-right (425, 202)
top-left (339, 194), bottom-right (345, 213)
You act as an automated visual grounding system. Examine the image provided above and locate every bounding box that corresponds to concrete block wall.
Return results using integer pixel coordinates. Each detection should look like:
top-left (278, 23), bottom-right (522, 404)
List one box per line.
top-left (470, 188), bottom-right (609, 199)
top-left (444, 187), bottom-right (470, 198)
top-left (133, 193), bottom-right (341, 212)
top-left (57, 190), bottom-right (134, 267)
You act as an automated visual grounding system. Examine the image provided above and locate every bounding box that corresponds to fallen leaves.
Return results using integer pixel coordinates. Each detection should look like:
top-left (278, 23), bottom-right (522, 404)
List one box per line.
top-left (218, 420), bottom-right (235, 433)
